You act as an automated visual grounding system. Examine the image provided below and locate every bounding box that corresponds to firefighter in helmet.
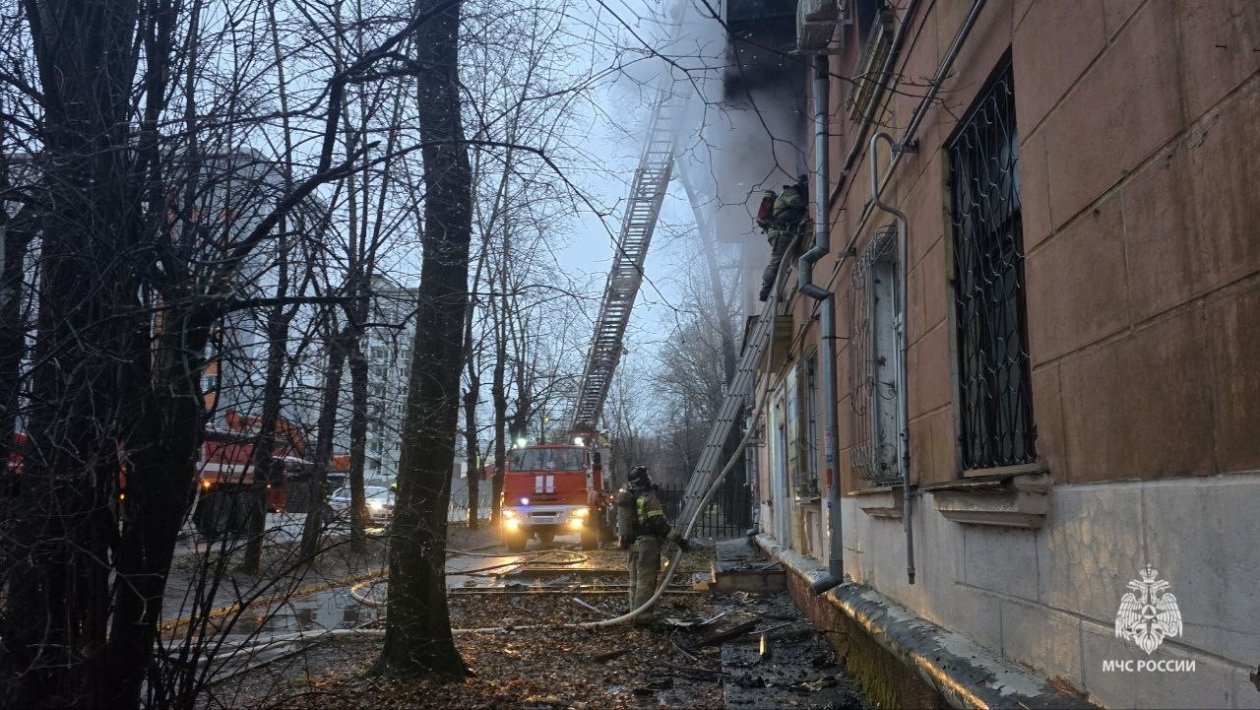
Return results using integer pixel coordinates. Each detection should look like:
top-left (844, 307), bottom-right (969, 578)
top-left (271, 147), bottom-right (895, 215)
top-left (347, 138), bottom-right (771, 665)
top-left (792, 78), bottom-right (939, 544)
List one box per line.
top-left (616, 465), bottom-right (688, 627)
top-left (758, 175), bottom-right (809, 302)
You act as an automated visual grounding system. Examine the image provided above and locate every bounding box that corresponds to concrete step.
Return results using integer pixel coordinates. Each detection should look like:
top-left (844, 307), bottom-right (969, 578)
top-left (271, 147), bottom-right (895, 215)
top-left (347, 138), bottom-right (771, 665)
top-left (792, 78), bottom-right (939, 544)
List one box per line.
top-left (710, 537), bottom-right (786, 594)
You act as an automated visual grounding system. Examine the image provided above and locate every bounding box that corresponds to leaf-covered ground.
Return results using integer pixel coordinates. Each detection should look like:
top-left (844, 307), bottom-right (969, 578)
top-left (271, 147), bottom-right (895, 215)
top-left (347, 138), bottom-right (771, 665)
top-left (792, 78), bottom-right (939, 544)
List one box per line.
top-left (196, 531), bottom-right (871, 709)
top-left (205, 591), bottom-right (730, 708)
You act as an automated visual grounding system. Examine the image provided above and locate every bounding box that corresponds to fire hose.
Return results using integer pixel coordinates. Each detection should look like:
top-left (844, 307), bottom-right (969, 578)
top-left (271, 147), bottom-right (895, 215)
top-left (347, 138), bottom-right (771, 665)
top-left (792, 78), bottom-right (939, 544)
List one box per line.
top-left (201, 272), bottom-right (781, 675)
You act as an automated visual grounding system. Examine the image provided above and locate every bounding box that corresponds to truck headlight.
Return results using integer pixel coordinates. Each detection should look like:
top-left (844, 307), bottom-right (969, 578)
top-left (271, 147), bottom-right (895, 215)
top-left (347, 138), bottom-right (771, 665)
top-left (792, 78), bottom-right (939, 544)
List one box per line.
top-left (573, 508), bottom-right (589, 518)
top-left (504, 509), bottom-right (518, 519)
top-left (505, 518), bottom-right (521, 532)
top-left (568, 518), bottom-right (584, 531)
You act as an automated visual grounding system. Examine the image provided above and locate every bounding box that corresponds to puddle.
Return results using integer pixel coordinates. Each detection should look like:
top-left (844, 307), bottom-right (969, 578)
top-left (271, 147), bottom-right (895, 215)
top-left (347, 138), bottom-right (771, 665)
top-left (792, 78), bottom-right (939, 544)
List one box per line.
top-left (215, 587), bottom-right (384, 639)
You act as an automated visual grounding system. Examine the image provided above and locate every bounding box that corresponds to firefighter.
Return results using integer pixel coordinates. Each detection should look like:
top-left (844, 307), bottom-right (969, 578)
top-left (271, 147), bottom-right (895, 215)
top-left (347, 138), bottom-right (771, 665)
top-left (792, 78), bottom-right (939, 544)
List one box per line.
top-left (758, 176), bottom-right (809, 302)
top-left (616, 465), bottom-right (688, 627)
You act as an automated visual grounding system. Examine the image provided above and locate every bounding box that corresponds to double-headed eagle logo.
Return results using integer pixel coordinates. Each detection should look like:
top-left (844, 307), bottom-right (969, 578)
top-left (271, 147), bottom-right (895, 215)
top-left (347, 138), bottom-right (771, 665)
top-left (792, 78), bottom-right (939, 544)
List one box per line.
top-left (1115, 565), bottom-right (1182, 654)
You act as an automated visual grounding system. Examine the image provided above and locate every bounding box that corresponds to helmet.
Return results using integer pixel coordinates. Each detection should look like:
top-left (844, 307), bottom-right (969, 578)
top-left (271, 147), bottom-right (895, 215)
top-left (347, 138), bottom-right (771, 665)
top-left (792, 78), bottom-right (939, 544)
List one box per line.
top-left (627, 465), bottom-right (651, 490)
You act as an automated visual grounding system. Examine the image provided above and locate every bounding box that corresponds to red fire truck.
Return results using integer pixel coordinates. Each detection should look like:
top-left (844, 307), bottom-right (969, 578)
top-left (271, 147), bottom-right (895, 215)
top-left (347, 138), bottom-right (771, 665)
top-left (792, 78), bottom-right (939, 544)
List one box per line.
top-left (192, 427), bottom-right (317, 537)
top-left (500, 442), bottom-right (613, 552)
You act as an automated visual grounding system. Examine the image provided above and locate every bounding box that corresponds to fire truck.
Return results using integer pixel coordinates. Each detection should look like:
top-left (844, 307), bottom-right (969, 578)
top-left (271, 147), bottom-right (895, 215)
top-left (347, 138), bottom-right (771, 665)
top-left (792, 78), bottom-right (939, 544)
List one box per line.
top-left (500, 441), bottom-right (614, 552)
top-left (192, 416), bottom-right (319, 537)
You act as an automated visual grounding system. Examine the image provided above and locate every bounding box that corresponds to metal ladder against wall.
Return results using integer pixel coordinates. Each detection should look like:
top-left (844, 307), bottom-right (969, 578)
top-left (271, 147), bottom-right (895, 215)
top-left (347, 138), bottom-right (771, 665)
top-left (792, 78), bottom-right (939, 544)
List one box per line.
top-left (678, 298), bottom-right (776, 528)
top-left (569, 85), bottom-right (682, 434)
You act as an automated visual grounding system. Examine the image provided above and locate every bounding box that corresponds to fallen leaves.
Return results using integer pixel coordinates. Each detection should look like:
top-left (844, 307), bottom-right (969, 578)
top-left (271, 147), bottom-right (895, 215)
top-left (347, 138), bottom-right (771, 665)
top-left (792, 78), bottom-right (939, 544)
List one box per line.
top-left (209, 590), bottom-right (728, 709)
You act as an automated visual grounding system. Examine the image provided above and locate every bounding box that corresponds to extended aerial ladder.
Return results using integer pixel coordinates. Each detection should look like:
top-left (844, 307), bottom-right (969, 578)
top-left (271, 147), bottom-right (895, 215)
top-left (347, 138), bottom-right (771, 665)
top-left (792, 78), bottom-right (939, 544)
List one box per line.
top-left (567, 27), bottom-right (777, 530)
top-left (569, 87), bottom-right (776, 522)
top-left (569, 84), bottom-right (682, 435)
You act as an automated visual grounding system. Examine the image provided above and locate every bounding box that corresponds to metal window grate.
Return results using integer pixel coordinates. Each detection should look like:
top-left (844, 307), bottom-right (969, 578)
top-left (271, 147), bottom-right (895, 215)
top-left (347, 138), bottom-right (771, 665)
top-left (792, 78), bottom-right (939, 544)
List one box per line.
top-left (849, 227), bottom-right (901, 484)
top-left (947, 57), bottom-right (1037, 470)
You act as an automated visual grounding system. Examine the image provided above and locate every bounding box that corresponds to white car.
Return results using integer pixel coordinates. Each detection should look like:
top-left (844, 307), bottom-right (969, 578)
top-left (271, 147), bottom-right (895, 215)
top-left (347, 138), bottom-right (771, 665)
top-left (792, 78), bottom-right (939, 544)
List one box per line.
top-left (327, 485), bottom-right (395, 524)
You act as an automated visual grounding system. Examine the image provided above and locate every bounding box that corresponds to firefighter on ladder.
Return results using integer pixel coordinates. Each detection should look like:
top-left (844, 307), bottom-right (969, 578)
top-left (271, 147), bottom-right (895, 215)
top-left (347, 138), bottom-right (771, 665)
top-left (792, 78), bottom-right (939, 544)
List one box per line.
top-left (616, 465), bottom-right (689, 627)
top-left (758, 175), bottom-right (809, 302)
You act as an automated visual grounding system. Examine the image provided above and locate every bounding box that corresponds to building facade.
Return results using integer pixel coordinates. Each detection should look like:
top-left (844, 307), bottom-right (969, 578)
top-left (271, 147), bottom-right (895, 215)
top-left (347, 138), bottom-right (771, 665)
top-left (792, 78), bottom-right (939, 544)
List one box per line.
top-left (355, 274), bottom-right (417, 484)
top-left (744, 1), bottom-right (1260, 707)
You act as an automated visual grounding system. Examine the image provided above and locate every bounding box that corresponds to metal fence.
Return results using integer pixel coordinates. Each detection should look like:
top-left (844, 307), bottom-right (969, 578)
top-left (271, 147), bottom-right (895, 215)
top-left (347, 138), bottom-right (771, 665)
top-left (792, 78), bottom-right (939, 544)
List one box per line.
top-left (657, 479), bottom-right (751, 540)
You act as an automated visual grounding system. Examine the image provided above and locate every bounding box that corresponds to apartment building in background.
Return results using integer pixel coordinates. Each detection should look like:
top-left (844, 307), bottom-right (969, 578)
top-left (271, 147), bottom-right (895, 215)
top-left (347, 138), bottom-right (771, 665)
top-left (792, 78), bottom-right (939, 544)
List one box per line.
top-left (355, 274), bottom-right (418, 483)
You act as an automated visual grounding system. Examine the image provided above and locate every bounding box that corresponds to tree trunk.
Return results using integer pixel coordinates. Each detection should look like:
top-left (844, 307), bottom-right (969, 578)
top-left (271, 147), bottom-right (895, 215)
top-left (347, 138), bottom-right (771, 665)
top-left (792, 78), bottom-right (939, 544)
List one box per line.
top-left (462, 382), bottom-right (480, 528)
top-left (348, 339), bottom-right (370, 552)
top-left (239, 307), bottom-right (291, 575)
top-left (300, 326), bottom-right (350, 559)
top-left (378, 0), bottom-right (471, 679)
top-left (3, 2), bottom-right (143, 697)
top-left (104, 385), bottom-right (202, 707)
top-left (490, 370), bottom-right (507, 525)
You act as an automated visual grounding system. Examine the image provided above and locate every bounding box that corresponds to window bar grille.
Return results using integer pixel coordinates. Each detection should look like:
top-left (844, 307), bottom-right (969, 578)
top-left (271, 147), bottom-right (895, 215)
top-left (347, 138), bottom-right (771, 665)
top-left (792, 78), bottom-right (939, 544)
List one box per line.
top-left (849, 227), bottom-right (900, 485)
top-left (947, 57), bottom-right (1037, 470)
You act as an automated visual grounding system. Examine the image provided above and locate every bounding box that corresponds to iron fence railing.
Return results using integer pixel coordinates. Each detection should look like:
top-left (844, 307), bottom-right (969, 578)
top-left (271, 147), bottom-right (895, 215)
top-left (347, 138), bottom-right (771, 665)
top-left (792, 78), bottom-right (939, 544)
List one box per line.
top-left (658, 480), bottom-right (750, 540)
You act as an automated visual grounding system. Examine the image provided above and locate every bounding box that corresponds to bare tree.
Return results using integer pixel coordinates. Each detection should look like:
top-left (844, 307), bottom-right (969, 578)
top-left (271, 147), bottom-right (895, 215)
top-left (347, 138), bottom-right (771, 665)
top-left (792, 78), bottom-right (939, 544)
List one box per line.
top-left (379, 0), bottom-right (472, 680)
top-left (0, 0), bottom-right (468, 703)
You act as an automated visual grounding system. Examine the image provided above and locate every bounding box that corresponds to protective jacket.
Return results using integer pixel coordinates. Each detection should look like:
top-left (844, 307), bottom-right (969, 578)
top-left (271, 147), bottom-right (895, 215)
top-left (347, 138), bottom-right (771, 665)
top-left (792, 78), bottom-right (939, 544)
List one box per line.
top-left (770, 183), bottom-right (806, 229)
top-left (615, 486), bottom-right (680, 543)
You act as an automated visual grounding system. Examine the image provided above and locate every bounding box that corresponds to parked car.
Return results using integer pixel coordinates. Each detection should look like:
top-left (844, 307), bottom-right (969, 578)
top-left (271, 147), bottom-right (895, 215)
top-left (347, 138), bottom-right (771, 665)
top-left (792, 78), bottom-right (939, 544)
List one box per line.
top-left (327, 484), bottom-right (395, 525)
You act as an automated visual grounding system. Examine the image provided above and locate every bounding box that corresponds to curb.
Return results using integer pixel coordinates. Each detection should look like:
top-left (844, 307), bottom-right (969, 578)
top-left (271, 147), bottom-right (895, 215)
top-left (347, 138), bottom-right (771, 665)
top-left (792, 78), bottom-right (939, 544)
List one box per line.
top-left (755, 534), bottom-right (1096, 710)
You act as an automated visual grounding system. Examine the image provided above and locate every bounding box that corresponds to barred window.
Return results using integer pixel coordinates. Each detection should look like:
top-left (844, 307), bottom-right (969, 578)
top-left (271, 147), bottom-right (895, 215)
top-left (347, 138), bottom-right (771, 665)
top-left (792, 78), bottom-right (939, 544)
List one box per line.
top-left (849, 227), bottom-right (902, 485)
top-left (947, 56), bottom-right (1037, 470)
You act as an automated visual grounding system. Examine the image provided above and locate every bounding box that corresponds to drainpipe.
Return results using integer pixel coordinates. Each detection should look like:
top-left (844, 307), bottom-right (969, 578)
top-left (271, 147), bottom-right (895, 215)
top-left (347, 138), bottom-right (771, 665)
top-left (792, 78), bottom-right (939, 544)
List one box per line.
top-left (870, 131), bottom-right (915, 585)
top-left (800, 53), bottom-right (843, 594)
top-left (807, 0), bottom-right (993, 592)
top-left (797, 0), bottom-right (984, 593)
top-left (805, 0), bottom-right (925, 596)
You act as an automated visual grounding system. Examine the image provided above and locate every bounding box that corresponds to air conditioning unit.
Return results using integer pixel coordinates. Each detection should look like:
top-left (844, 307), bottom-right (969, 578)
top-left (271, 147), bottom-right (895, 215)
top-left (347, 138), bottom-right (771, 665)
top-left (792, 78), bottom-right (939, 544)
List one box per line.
top-left (797, 0), bottom-right (840, 51)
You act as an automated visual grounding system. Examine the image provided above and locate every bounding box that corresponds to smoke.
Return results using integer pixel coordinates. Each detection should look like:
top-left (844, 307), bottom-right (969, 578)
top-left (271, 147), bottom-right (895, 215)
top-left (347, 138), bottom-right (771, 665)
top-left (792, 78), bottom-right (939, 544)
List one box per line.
top-left (672, 0), bottom-right (809, 312)
top-left (580, 0), bottom-right (808, 312)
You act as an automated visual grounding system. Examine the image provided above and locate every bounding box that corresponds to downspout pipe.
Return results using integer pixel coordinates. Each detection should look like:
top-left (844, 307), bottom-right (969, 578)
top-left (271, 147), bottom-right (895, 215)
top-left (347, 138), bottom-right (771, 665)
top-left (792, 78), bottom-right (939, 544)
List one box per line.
top-left (870, 131), bottom-right (915, 585)
top-left (800, 54), bottom-right (843, 594)
top-left (803, 0), bottom-right (923, 595)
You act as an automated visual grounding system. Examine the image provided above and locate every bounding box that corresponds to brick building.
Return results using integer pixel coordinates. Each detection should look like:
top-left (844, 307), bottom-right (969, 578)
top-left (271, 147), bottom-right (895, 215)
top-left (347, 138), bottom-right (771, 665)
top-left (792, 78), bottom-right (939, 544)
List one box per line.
top-left (738, 1), bottom-right (1260, 707)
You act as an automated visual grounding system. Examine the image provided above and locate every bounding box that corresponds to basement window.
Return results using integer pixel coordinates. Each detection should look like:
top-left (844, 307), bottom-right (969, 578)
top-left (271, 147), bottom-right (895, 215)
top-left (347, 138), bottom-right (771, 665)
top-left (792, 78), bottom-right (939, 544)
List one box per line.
top-left (946, 54), bottom-right (1037, 472)
top-left (849, 227), bottom-right (902, 486)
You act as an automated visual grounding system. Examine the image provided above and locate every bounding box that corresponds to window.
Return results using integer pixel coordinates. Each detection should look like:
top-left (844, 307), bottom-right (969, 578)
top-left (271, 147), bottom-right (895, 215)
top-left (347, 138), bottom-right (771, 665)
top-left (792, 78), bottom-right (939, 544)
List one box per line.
top-left (801, 354), bottom-right (820, 498)
top-left (849, 227), bottom-right (903, 485)
top-left (507, 447), bottom-right (586, 472)
top-left (854, 0), bottom-right (884, 48)
top-left (847, 0), bottom-right (892, 120)
top-left (947, 55), bottom-right (1036, 471)
top-left (785, 366), bottom-right (799, 493)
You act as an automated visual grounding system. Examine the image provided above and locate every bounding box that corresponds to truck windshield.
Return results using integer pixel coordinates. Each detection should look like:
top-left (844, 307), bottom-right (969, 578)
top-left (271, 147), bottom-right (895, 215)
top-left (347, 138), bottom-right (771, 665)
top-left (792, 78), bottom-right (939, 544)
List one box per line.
top-left (509, 447), bottom-right (585, 471)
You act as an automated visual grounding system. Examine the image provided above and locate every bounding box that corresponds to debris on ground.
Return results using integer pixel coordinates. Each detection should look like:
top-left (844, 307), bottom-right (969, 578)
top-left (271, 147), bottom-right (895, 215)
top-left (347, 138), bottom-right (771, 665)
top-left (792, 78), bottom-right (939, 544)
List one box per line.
top-left (192, 533), bottom-right (871, 708)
